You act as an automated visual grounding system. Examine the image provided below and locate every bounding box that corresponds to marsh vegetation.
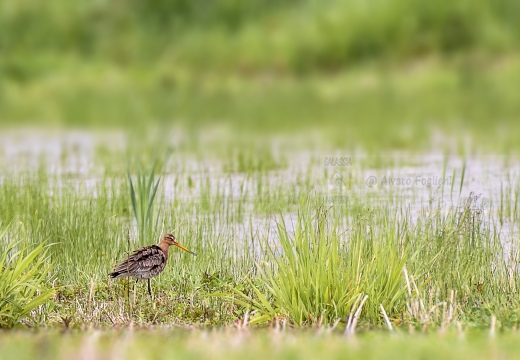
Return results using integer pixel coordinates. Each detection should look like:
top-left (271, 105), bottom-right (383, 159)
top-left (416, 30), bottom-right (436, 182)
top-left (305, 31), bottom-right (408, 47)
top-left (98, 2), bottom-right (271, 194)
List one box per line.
top-left (2, 0), bottom-right (520, 358)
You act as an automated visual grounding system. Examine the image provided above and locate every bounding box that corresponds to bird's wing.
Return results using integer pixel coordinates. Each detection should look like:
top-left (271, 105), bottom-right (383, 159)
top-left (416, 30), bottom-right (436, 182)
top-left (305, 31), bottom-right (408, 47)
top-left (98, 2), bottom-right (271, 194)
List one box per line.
top-left (111, 245), bottom-right (165, 277)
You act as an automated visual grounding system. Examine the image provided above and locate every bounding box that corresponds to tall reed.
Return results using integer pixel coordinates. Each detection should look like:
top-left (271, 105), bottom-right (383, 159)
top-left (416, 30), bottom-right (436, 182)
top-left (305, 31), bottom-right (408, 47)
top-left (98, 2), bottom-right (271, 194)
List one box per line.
top-left (127, 156), bottom-right (165, 244)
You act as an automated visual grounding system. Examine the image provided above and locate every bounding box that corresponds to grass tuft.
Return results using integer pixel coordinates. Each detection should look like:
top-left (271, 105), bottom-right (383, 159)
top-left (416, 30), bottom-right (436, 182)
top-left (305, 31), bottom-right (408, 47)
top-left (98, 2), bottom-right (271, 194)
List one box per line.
top-left (0, 225), bottom-right (54, 328)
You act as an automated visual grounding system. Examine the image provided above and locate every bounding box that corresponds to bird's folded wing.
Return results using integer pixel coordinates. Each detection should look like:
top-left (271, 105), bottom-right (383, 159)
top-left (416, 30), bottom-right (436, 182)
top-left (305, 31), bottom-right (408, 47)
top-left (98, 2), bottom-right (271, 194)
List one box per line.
top-left (112, 245), bottom-right (165, 275)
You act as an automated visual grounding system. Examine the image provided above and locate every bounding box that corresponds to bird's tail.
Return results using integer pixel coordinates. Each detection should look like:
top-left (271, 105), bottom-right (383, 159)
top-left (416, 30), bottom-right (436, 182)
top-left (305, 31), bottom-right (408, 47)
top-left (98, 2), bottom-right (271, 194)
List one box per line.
top-left (108, 271), bottom-right (121, 278)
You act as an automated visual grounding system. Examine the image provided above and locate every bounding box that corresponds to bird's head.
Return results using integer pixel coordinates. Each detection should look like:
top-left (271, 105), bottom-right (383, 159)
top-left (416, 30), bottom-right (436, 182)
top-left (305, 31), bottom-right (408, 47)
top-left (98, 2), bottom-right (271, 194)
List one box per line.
top-left (162, 233), bottom-right (196, 256)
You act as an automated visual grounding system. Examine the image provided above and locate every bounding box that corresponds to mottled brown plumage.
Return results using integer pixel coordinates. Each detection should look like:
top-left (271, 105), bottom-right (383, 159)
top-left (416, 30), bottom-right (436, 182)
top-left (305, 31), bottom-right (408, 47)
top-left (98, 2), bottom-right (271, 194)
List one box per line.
top-left (109, 233), bottom-right (196, 296)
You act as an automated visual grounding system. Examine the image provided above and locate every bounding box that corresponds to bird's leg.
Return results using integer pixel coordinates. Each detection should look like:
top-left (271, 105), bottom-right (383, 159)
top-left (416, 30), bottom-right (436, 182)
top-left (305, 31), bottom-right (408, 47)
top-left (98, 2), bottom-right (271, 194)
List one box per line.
top-left (134, 278), bottom-right (138, 293)
top-left (147, 278), bottom-right (152, 297)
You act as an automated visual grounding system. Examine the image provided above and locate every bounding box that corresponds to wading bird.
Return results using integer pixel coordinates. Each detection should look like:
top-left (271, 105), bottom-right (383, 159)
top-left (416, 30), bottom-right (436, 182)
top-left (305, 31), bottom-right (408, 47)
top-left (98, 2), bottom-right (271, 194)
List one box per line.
top-left (109, 233), bottom-right (196, 296)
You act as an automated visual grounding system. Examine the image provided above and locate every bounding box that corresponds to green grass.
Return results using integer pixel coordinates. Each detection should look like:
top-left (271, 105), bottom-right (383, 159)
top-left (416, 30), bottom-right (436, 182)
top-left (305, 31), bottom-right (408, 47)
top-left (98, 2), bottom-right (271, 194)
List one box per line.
top-left (0, 228), bottom-right (54, 328)
top-left (238, 203), bottom-right (408, 326)
top-left (2, 329), bottom-right (520, 360)
top-left (2, 0), bottom-right (520, 354)
top-left (127, 157), bottom-right (164, 244)
top-left (2, 59), bottom-right (520, 153)
top-left (0, 131), bottom-right (519, 358)
top-left (2, 0), bottom-right (520, 154)
top-left (1, 146), bottom-right (518, 330)
top-left (2, 0), bottom-right (520, 74)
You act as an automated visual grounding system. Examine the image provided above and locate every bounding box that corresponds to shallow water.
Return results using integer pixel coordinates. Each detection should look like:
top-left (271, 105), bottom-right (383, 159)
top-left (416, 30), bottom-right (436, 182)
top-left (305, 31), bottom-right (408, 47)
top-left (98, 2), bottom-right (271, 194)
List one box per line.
top-left (1, 130), bottom-right (518, 259)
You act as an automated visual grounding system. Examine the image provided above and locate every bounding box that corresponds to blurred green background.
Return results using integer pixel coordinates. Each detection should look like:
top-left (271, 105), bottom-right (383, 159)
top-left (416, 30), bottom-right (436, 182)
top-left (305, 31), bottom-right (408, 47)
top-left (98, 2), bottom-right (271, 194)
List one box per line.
top-left (1, 0), bottom-right (520, 149)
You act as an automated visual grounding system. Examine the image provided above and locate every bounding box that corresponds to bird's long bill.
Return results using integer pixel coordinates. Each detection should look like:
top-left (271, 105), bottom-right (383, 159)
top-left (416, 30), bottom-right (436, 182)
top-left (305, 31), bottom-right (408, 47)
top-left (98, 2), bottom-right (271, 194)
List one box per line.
top-left (174, 242), bottom-right (197, 256)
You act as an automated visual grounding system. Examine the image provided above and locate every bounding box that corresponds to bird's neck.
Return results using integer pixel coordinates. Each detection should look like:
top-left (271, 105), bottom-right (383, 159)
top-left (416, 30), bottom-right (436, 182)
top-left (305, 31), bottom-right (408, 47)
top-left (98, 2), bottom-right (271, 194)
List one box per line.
top-left (158, 241), bottom-right (170, 259)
